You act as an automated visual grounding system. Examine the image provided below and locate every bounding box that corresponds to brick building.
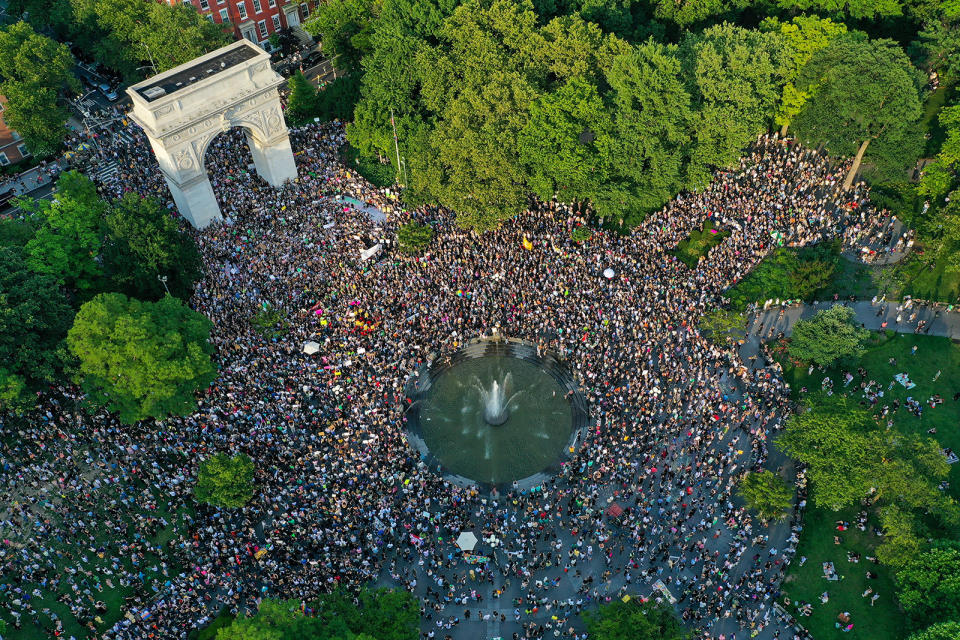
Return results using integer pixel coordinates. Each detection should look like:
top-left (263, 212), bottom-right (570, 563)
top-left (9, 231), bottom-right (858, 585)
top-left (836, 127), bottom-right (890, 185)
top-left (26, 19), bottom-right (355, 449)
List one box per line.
top-left (0, 96), bottom-right (30, 167)
top-left (170, 0), bottom-right (317, 49)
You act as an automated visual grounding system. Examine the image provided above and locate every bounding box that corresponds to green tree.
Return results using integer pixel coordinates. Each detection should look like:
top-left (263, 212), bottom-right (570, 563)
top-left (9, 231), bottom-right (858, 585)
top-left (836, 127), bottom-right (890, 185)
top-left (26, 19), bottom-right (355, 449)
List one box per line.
top-left (397, 221), bottom-right (434, 252)
top-left (594, 41), bottom-right (694, 224)
top-left (779, 395), bottom-right (884, 510)
top-left (584, 600), bottom-right (687, 640)
top-left (793, 34), bottom-right (923, 190)
top-left (738, 470), bottom-right (793, 521)
top-left (652, 0), bottom-right (738, 27)
top-left (518, 76), bottom-right (610, 205)
top-left (413, 0), bottom-right (547, 230)
top-left (780, 394), bottom-right (956, 524)
top-left (312, 588), bottom-right (419, 640)
top-left (787, 304), bottom-right (868, 368)
top-left (286, 71), bottom-right (320, 126)
top-left (875, 504), bottom-right (925, 568)
top-left (140, 1), bottom-right (232, 72)
top-left (919, 105), bottom-right (960, 201)
top-left (345, 0), bottom-right (456, 169)
top-left (912, 17), bottom-right (960, 88)
top-left (196, 452), bottom-right (255, 509)
top-left (216, 598), bottom-right (302, 639)
top-left (303, 0), bottom-right (377, 71)
top-left (67, 292), bottom-right (216, 423)
top-left (699, 308), bottom-right (746, 345)
top-left (776, 0), bottom-right (903, 19)
top-left (101, 192), bottom-right (203, 301)
top-left (907, 621), bottom-right (960, 640)
top-left (761, 15), bottom-right (847, 135)
top-left (0, 246), bottom-right (73, 412)
top-left (681, 23), bottom-right (789, 188)
top-left (0, 21), bottom-right (78, 156)
top-left (896, 542), bottom-right (960, 628)
top-left (23, 171), bottom-right (107, 294)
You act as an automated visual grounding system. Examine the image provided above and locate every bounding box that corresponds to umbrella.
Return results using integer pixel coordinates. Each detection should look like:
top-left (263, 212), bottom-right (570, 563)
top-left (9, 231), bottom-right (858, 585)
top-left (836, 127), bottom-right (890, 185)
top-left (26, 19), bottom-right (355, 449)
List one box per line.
top-left (456, 531), bottom-right (478, 552)
top-left (302, 341), bottom-right (321, 355)
top-left (603, 268), bottom-right (615, 279)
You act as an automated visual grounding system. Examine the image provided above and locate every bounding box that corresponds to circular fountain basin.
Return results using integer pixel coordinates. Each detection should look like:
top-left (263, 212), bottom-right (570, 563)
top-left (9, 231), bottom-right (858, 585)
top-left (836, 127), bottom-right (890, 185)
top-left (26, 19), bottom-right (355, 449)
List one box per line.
top-left (403, 339), bottom-right (589, 489)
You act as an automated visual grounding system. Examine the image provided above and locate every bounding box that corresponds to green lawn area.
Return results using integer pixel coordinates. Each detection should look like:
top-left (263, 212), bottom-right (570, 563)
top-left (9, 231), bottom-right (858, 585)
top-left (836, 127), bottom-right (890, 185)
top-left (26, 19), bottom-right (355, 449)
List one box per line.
top-left (781, 505), bottom-right (906, 640)
top-left (921, 85), bottom-right (953, 157)
top-left (778, 332), bottom-right (960, 640)
top-left (0, 470), bottom-right (192, 640)
top-left (672, 220), bottom-right (730, 268)
top-left (893, 252), bottom-right (960, 304)
top-left (341, 145), bottom-right (396, 188)
top-left (777, 332), bottom-right (960, 498)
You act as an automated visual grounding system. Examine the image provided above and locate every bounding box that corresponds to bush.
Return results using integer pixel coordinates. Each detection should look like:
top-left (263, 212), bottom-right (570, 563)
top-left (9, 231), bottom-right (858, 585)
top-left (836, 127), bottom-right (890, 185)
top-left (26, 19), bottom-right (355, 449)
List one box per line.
top-left (571, 226), bottom-right (593, 243)
top-left (250, 306), bottom-right (289, 339)
top-left (738, 470), bottom-right (793, 522)
top-left (195, 453), bottom-right (255, 509)
top-left (699, 308), bottom-right (746, 345)
top-left (397, 222), bottom-right (434, 253)
top-left (728, 242), bottom-right (840, 309)
top-left (788, 304), bottom-right (868, 368)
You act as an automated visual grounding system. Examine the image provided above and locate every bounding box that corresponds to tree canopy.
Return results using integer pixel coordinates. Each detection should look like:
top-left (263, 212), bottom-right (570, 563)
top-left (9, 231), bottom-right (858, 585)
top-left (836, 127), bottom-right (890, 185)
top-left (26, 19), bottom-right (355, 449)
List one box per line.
top-left (584, 600), bottom-right (687, 640)
top-left (738, 470), bottom-right (793, 521)
top-left (793, 33), bottom-right (923, 188)
top-left (0, 21), bottom-right (78, 156)
top-left (23, 171), bottom-right (108, 294)
top-left (195, 453), bottom-right (256, 509)
top-left (0, 246), bottom-right (73, 412)
top-left (896, 542), bottom-right (960, 628)
top-left (787, 304), bottom-right (868, 368)
top-left (67, 293), bottom-right (216, 423)
top-left (213, 589), bottom-right (419, 640)
top-left (101, 192), bottom-right (203, 302)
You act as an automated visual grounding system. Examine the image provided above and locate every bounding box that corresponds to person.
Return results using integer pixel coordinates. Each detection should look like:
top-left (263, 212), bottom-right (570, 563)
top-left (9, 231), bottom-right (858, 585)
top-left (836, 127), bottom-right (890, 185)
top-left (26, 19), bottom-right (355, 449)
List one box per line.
top-left (4, 122), bottom-right (889, 640)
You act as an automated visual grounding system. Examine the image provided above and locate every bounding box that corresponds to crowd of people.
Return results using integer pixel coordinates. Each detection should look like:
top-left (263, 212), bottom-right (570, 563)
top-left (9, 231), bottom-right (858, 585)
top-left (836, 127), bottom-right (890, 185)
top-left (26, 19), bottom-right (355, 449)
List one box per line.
top-left (0, 110), bottom-right (895, 640)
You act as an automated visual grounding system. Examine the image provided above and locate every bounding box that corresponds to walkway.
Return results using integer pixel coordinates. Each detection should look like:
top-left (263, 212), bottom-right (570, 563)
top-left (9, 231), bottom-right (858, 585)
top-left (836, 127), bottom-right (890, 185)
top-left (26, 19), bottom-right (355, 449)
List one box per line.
top-left (746, 301), bottom-right (960, 356)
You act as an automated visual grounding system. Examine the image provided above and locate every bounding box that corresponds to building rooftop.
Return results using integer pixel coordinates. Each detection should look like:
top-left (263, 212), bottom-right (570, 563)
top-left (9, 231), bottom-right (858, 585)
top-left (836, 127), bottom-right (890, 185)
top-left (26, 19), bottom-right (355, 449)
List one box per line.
top-left (135, 45), bottom-right (260, 102)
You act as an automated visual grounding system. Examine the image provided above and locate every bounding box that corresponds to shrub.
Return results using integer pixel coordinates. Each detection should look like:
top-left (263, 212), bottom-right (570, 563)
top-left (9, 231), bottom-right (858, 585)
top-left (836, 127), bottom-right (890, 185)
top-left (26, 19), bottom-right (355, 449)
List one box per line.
top-left (571, 226), bottom-right (593, 243)
top-left (397, 222), bottom-right (434, 253)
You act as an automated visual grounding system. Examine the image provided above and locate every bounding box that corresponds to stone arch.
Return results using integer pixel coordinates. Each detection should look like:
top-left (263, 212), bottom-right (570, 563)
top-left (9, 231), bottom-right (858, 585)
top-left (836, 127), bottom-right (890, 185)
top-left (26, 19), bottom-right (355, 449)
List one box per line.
top-left (126, 41), bottom-right (298, 228)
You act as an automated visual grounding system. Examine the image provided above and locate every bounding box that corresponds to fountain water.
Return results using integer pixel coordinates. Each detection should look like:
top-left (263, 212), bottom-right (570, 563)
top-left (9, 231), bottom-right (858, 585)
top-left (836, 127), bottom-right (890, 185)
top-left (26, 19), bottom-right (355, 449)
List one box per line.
top-left (473, 373), bottom-right (522, 426)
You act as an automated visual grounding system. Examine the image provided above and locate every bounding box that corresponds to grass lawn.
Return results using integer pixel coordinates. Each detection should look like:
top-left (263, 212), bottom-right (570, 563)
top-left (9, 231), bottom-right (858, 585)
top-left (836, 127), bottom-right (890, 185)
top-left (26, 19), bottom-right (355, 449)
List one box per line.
top-left (672, 221), bottom-right (731, 268)
top-left (341, 145), bottom-right (396, 188)
top-left (0, 464), bottom-right (192, 640)
top-left (893, 252), bottom-right (960, 304)
top-left (778, 332), bottom-right (960, 640)
top-left (777, 332), bottom-right (960, 498)
top-left (921, 86), bottom-right (953, 157)
top-left (781, 505), bottom-right (905, 640)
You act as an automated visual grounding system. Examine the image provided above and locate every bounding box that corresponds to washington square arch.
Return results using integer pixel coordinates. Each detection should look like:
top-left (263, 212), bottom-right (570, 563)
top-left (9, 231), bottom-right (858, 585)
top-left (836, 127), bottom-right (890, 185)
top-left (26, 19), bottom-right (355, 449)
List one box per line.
top-left (126, 40), bottom-right (297, 228)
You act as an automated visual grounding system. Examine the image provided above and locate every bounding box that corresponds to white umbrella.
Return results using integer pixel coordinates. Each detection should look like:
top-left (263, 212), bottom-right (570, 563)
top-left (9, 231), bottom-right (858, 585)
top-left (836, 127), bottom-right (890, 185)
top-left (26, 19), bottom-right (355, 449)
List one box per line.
top-left (456, 531), bottom-right (478, 552)
top-left (302, 341), bottom-right (320, 355)
top-left (603, 268), bottom-right (615, 279)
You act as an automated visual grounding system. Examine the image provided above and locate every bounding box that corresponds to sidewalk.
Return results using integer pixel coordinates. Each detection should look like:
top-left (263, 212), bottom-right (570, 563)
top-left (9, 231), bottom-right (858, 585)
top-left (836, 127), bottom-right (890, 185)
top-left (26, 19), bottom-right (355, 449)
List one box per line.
top-left (746, 301), bottom-right (960, 351)
top-left (0, 158), bottom-right (67, 199)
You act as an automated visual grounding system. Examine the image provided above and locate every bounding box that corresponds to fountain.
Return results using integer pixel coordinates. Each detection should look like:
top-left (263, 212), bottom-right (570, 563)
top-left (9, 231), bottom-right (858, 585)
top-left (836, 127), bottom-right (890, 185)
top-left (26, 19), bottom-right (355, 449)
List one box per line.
top-left (403, 339), bottom-right (589, 487)
top-left (473, 373), bottom-right (522, 426)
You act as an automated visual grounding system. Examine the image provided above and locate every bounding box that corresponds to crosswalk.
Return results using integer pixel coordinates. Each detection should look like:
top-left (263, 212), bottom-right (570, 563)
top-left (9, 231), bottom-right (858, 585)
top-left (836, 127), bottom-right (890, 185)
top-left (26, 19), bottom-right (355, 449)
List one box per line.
top-left (115, 130), bottom-right (134, 145)
top-left (89, 159), bottom-right (120, 186)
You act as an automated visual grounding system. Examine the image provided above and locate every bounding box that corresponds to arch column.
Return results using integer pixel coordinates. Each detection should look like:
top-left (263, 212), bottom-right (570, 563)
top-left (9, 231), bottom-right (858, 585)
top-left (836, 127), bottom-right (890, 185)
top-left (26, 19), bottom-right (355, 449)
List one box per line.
top-left (245, 129), bottom-right (297, 187)
top-left (148, 137), bottom-right (223, 228)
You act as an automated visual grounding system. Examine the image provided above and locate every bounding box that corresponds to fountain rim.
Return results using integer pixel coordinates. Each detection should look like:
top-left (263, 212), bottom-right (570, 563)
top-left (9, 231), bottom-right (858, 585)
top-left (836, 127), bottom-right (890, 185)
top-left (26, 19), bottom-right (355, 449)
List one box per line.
top-left (402, 336), bottom-right (590, 493)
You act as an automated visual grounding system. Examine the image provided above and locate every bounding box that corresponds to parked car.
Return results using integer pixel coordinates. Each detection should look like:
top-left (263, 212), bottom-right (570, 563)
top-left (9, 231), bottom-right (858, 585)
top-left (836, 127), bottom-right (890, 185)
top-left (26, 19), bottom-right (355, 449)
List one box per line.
top-left (303, 51), bottom-right (325, 68)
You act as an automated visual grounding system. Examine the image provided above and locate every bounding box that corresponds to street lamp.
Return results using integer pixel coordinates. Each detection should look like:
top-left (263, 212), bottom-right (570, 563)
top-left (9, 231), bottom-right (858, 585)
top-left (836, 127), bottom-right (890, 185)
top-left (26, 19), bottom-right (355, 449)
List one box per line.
top-left (158, 274), bottom-right (170, 296)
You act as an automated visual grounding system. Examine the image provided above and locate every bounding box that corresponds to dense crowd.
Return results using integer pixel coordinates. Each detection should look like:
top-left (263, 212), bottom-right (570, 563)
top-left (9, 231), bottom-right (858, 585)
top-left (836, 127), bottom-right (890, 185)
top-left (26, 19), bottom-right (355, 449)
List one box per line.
top-left (0, 113), bottom-right (889, 640)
